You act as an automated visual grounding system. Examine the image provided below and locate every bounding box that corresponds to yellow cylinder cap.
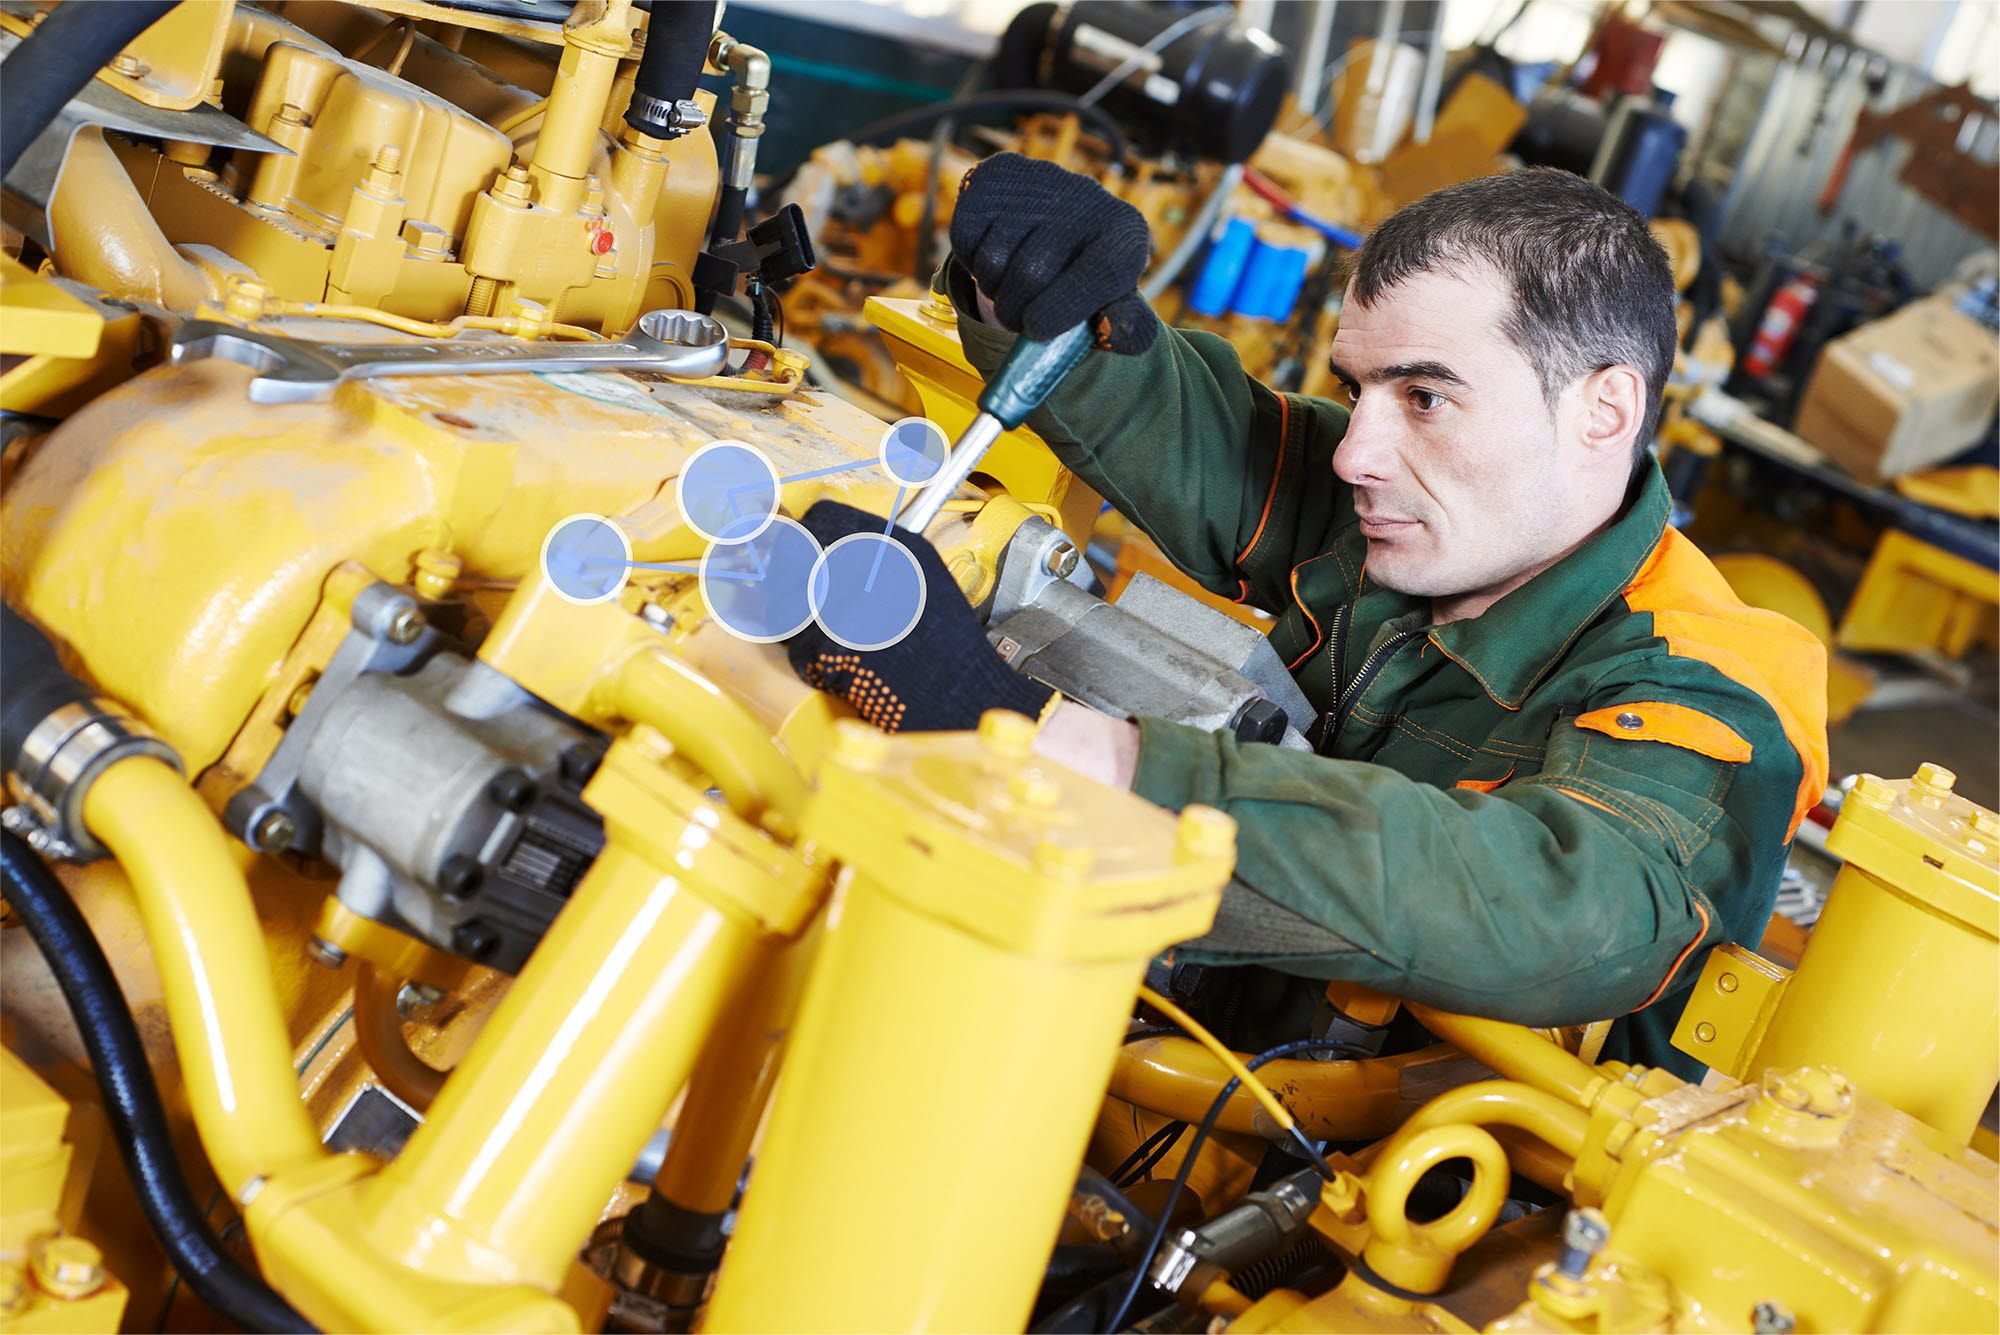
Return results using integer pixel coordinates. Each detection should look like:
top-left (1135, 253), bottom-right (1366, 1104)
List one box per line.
top-left (30, 1236), bottom-right (104, 1300)
top-left (1175, 805), bottom-right (1237, 864)
top-left (831, 719), bottom-right (890, 773)
top-left (978, 709), bottom-right (1038, 761)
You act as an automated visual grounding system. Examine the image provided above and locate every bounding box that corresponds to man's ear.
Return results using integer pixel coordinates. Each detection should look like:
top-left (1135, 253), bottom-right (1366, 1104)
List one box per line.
top-left (1576, 364), bottom-right (1647, 464)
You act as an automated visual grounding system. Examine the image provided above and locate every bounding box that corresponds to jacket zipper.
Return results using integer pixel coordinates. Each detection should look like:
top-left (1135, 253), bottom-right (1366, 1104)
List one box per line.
top-left (1311, 602), bottom-right (1425, 754)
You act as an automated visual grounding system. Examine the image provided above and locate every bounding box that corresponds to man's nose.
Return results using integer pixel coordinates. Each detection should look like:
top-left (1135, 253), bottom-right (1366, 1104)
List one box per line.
top-left (1333, 395), bottom-right (1398, 486)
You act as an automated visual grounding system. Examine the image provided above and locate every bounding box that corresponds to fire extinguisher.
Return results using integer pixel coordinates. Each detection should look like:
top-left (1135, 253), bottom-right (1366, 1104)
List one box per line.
top-left (1741, 275), bottom-right (1819, 378)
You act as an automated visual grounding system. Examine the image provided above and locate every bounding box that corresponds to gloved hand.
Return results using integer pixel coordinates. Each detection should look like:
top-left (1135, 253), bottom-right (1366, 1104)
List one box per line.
top-left (949, 152), bottom-right (1159, 354)
top-left (787, 502), bottom-right (1056, 733)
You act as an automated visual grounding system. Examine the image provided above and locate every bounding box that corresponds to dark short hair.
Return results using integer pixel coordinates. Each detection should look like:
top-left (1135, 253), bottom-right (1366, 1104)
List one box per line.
top-left (1346, 168), bottom-right (1679, 458)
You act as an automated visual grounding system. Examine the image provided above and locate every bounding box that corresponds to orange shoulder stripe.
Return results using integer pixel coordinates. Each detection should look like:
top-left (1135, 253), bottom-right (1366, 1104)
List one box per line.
top-left (1235, 393), bottom-right (1292, 570)
top-left (1621, 529), bottom-right (1829, 840)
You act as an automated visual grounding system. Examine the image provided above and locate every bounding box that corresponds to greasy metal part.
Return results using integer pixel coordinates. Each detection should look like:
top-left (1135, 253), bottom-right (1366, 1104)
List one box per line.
top-left (4, 700), bottom-right (179, 862)
top-left (989, 575), bottom-right (1311, 744)
top-left (0, 29), bottom-right (290, 249)
top-left (1150, 1169), bottom-right (1320, 1300)
top-left (170, 309), bottom-right (729, 404)
top-left (709, 33), bottom-right (770, 191)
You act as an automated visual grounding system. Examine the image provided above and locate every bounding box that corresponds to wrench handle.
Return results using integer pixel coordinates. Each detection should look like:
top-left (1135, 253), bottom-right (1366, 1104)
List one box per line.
top-left (976, 324), bottom-right (1093, 430)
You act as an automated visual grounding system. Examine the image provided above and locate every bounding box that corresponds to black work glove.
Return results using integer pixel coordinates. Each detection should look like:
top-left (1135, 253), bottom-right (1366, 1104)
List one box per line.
top-left (949, 152), bottom-right (1160, 354)
top-left (787, 502), bottom-right (1056, 733)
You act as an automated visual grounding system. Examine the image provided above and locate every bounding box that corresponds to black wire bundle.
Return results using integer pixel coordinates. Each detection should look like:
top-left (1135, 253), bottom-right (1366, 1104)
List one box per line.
top-left (1101, 1037), bottom-right (1367, 1332)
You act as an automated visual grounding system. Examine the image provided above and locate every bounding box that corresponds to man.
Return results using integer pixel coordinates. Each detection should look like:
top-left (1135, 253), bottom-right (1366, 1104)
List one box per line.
top-left (790, 157), bottom-right (1828, 1074)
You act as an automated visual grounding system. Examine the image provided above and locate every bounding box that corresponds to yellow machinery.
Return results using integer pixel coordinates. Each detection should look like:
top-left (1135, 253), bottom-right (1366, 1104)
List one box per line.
top-left (0, 4), bottom-right (1995, 1334)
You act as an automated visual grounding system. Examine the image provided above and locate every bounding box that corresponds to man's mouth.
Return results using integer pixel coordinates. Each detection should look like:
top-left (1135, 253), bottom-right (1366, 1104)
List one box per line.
top-left (1357, 514), bottom-right (1420, 538)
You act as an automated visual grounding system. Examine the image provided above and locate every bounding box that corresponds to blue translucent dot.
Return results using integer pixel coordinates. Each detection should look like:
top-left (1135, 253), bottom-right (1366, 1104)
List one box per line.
top-left (880, 417), bottom-right (948, 487)
top-left (680, 440), bottom-right (779, 544)
top-left (542, 515), bottom-right (629, 604)
top-left (702, 517), bottom-right (821, 642)
top-left (809, 532), bottom-right (927, 651)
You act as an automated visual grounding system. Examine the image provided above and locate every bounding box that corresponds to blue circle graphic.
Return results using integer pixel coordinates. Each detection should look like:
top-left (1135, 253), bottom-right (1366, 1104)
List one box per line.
top-left (701, 516), bottom-right (821, 642)
top-left (880, 417), bottom-right (949, 487)
top-left (809, 532), bottom-right (928, 651)
top-left (541, 514), bottom-right (630, 605)
top-left (680, 440), bottom-right (780, 544)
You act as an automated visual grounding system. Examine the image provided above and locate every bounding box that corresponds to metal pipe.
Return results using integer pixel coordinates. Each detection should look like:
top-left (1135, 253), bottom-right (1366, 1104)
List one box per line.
top-left (895, 413), bottom-right (1004, 535)
top-left (352, 964), bottom-right (446, 1113)
top-left (611, 650), bottom-right (808, 830)
top-left (1108, 1035), bottom-right (1461, 1141)
top-left (82, 758), bottom-right (327, 1199)
top-left (360, 839), bottom-right (759, 1289)
top-left (1404, 1002), bottom-right (1607, 1107)
top-left (1412, 1), bottom-right (1448, 144)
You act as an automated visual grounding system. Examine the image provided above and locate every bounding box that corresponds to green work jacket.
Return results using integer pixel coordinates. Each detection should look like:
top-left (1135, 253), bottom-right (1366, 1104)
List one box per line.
top-left (950, 273), bottom-right (1830, 1075)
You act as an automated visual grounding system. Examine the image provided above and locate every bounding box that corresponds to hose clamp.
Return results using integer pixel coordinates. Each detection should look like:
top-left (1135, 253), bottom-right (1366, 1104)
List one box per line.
top-left (5, 700), bottom-right (180, 862)
top-left (628, 93), bottom-right (708, 140)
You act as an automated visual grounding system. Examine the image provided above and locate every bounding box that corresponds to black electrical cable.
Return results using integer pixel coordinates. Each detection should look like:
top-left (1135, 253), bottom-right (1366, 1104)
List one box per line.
top-left (0, 831), bottom-right (317, 1334)
top-left (1107, 1118), bottom-right (1183, 1186)
top-left (0, 0), bottom-right (178, 181)
top-left (1101, 1037), bottom-right (1366, 1333)
top-left (1112, 1121), bottom-right (1187, 1189)
top-left (840, 91), bottom-right (1129, 174)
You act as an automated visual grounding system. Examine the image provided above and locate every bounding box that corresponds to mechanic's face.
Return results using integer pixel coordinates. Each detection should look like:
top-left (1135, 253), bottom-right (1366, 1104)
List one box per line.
top-left (1328, 264), bottom-right (1609, 623)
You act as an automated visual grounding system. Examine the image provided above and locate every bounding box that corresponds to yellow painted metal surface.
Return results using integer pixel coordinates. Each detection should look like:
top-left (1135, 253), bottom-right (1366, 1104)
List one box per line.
top-left (1838, 528), bottom-right (2000, 660)
top-left (1668, 941), bottom-right (1790, 1078)
top-left (706, 716), bottom-right (1233, 1333)
top-left (0, 258), bottom-right (100, 359)
top-left (1749, 766), bottom-right (1999, 1143)
top-left (0, 1051), bottom-right (74, 1255)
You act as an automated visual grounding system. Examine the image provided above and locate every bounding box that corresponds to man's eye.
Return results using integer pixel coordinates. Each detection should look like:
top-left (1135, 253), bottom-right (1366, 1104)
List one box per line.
top-left (1408, 387), bottom-right (1444, 412)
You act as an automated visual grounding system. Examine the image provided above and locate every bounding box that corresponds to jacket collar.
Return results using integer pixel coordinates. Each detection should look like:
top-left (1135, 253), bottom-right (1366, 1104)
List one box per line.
top-left (1424, 464), bottom-right (1672, 709)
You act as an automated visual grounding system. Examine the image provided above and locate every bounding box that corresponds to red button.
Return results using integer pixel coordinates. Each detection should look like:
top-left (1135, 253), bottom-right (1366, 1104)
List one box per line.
top-left (591, 230), bottom-right (615, 255)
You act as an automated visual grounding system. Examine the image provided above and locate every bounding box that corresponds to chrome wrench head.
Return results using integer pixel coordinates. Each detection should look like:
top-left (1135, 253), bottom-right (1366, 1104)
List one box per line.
top-left (169, 311), bottom-right (731, 404)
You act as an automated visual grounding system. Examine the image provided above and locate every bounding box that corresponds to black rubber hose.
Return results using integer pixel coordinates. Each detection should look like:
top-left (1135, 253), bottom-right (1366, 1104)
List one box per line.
top-left (2, 603), bottom-right (92, 780)
top-left (0, 0), bottom-right (178, 181)
top-left (625, 0), bottom-right (716, 139)
top-left (0, 830), bottom-right (317, 1334)
top-left (841, 91), bottom-right (1130, 173)
top-left (709, 183), bottom-right (748, 248)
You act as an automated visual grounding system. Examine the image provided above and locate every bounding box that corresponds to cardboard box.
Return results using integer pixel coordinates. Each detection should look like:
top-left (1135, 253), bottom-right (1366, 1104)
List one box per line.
top-left (1794, 294), bottom-right (1999, 482)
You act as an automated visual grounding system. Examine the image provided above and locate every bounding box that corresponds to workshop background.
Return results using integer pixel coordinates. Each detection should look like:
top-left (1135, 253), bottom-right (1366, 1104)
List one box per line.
top-left (1, 1), bottom-right (1996, 1333)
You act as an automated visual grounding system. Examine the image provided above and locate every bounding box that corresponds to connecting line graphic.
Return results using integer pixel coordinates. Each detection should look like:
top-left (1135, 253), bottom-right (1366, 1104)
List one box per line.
top-left (780, 459), bottom-right (878, 484)
top-left (867, 487), bottom-right (907, 592)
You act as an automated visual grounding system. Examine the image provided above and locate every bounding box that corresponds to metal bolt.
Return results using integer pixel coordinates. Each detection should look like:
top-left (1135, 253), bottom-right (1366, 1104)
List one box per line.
top-left (1043, 541), bottom-right (1080, 580)
top-left (559, 743), bottom-right (602, 788)
top-left (306, 936), bottom-right (347, 968)
top-left (640, 603), bottom-right (676, 633)
top-left (396, 982), bottom-right (444, 1020)
top-left (1175, 805), bottom-right (1236, 863)
top-left (385, 605), bottom-right (425, 644)
top-left (30, 1237), bottom-right (103, 1299)
top-left (1557, 1207), bottom-right (1609, 1278)
top-left (831, 719), bottom-right (890, 772)
top-left (252, 809), bottom-right (297, 853)
top-left (1752, 1300), bottom-right (1796, 1333)
top-left (452, 918), bottom-right (500, 960)
top-left (1718, 972), bottom-right (1739, 993)
top-left (110, 53), bottom-right (146, 79)
top-left (977, 709), bottom-right (1037, 760)
top-left (373, 144), bottom-right (403, 174)
top-left (274, 102), bottom-right (310, 127)
top-left (486, 768), bottom-right (534, 813)
top-left (238, 1175), bottom-right (268, 1205)
top-left (1615, 711), bottom-right (1644, 730)
top-left (1694, 1022), bottom-right (1716, 1043)
top-left (1852, 773), bottom-right (1896, 808)
top-left (1914, 762), bottom-right (1957, 793)
top-left (438, 854), bottom-right (484, 902)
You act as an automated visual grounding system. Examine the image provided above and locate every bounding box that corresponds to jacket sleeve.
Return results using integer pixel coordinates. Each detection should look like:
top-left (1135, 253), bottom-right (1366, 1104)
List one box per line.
top-left (1123, 681), bottom-right (1790, 1026)
top-left (945, 259), bottom-right (1349, 611)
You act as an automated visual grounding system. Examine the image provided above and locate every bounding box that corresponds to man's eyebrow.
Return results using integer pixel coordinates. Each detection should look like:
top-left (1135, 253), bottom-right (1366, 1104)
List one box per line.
top-left (1325, 358), bottom-right (1469, 389)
